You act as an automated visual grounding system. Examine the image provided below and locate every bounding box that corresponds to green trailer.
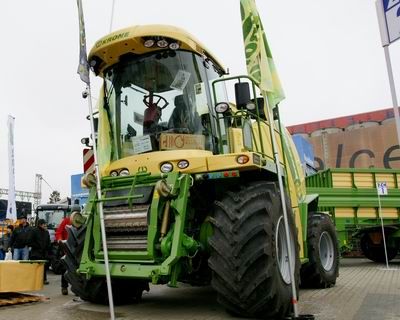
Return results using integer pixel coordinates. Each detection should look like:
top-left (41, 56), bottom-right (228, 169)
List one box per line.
top-left (306, 168), bottom-right (400, 262)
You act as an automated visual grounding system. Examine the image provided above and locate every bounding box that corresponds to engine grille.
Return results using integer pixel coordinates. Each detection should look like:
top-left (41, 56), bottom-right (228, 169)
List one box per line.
top-left (103, 204), bottom-right (150, 251)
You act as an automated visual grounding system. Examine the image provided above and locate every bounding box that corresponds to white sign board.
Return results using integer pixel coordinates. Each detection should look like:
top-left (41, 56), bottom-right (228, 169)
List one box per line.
top-left (377, 0), bottom-right (400, 45)
top-left (132, 135), bottom-right (152, 154)
top-left (376, 182), bottom-right (389, 195)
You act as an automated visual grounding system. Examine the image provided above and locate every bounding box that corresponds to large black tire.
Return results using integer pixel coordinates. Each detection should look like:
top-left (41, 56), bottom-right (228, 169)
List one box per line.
top-left (208, 181), bottom-right (300, 319)
top-left (360, 232), bottom-right (398, 263)
top-left (62, 225), bottom-right (149, 304)
top-left (300, 212), bottom-right (339, 288)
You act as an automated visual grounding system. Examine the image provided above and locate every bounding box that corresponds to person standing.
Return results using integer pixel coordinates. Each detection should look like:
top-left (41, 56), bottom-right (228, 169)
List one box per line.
top-left (9, 216), bottom-right (32, 260)
top-left (55, 215), bottom-right (71, 295)
top-left (0, 225), bottom-right (14, 260)
top-left (30, 219), bottom-right (51, 284)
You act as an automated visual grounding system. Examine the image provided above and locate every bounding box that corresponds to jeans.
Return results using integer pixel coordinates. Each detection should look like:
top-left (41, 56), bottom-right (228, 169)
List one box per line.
top-left (13, 247), bottom-right (30, 260)
top-left (0, 250), bottom-right (4, 260)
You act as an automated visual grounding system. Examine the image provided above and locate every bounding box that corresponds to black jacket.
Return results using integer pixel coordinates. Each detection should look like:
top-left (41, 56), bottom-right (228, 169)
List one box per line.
top-left (30, 227), bottom-right (51, 259)
top-left (9, 224), bottom-right (32, 249)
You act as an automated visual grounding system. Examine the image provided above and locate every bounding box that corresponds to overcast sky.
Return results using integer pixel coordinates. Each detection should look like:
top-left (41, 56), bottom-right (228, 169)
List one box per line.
top-left (1, 0), bottom-right (399, 203)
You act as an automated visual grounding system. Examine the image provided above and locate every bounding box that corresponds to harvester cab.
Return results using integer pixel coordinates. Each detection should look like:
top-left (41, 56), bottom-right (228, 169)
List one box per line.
top-left (67, 24), bottom-right (339, 319)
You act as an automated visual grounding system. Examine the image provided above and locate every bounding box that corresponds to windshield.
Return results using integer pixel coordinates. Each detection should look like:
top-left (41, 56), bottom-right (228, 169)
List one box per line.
top-left (104, 50), bottom-right (221, 158)
top-left (37, 210), bottom-right (66, 230)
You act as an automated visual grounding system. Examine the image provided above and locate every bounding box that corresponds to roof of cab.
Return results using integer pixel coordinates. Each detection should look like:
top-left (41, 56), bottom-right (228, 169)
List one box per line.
top-left (88, 24), bottom-right (225, 77)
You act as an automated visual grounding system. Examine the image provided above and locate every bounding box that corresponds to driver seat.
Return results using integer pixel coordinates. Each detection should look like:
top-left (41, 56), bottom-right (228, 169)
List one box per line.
top-left (168, 95), bottom-right (201, 133)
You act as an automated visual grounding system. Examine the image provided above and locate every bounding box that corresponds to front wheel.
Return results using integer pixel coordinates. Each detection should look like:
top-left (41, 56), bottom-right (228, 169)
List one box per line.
top-left (301, 213), bottom-right (339, 288)
top-left (208, 181), bottom-right (300, 319)
top-left (62, 225), bottom-right (148, 304)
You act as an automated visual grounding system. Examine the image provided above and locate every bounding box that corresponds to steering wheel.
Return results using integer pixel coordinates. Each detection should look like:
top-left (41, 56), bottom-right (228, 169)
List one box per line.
top-left (143, 94), bottom-right (169, 110)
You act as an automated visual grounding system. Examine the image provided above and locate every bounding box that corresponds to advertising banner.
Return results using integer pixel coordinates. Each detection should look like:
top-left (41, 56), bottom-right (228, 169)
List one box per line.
top-left (6, 115), bottom-right (17, 221)
top-left (310, 121), bottom-right (400, 170)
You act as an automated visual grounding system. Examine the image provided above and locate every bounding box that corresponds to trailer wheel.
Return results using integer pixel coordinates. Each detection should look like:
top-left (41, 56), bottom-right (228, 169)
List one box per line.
top-left (62, 225), bottom-right (149, 304)
top-left (360, 232), bottom-right (398, 263)
top-left (209, 181), bottom-right (300, 319)
top-left (301, 213), bottom-right (339, 288)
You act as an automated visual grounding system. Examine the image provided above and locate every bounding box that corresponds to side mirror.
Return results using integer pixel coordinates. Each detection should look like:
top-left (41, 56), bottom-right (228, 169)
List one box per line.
top-left (234, 82), bottom-right (251, 109)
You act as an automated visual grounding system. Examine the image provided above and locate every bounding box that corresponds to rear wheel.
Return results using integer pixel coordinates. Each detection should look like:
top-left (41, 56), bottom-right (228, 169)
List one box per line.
top-left (209, 181), bottom-right (300, 319)
top-left (62, 225), bottom-right (148, 304)
top-left (301, 213), bottom-right (339, 288)
top-left (360, 232), bottom-right (398, 263)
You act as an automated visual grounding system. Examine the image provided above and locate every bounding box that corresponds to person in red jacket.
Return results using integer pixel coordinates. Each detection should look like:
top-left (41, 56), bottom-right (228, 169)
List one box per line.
top-left (55, 216), bottom-right (71, 295)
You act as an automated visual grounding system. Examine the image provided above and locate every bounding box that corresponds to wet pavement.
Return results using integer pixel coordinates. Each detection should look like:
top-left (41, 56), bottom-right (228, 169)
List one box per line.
top-left (1, 258), bottom-right (399, 320)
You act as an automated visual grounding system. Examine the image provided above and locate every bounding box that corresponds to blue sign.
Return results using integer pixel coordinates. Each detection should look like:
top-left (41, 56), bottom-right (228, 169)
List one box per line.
top-left (71, 173), bottom-right (89, 206)
top-left (382, 0), bottom-right (400, 44)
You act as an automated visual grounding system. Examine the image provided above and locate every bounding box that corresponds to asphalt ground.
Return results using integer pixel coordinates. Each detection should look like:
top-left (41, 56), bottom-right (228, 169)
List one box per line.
top-left (1, 257), bottom-right (399, 320)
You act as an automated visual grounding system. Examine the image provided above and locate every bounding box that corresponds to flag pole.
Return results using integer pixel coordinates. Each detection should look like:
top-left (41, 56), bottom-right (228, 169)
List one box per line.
top-left (86, 85), bottom-right (116, 320)
top-left (240, 0), bottom-right (299, 316)
top-left (265, 99), bottom-right (299, 317)
top-left (109, 0), bottom-right (116, 32)
top-left (76, 1), bottom-right (115, 319)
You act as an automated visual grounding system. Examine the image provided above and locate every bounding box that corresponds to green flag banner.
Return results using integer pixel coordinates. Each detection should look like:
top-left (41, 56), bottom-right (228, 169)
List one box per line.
top-left (240, 0), bottom-right (285, 108)
top-left (240, 0), bottom-right (305, 202)
top-left (97, 85), bottom-right (112, 176)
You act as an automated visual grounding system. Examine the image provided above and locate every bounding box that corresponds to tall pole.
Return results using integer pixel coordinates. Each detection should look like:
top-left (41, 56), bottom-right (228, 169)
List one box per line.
top-left (76, 0), bottom-right (115, 318)
top-left (86, 86), bottom-right (116, 320)
top-left (376, 0), bottom-right (400, 146)
top-left (109, 0), bottom-right (116, 32)
top-left (266, 103), bottom-right (299, 317)
top-left (377, 190), bottom-right (389, 269)
top-left (383, 45), bottom-right (400, 146)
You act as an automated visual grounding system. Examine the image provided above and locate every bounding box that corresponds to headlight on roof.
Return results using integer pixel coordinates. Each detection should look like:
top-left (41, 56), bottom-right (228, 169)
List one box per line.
top-left (143, 39), bottom-right (155, 48)
top-left (157, 39), bottom-right (169, 48)
top-left (169, 42), bottom-right (180, 50)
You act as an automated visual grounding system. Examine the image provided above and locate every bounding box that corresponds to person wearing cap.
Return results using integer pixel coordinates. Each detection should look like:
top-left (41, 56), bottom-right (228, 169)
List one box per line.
top-left (9, 216), bottom-right (32, 260)
top-left (30, 219), bottom-right (51, 284)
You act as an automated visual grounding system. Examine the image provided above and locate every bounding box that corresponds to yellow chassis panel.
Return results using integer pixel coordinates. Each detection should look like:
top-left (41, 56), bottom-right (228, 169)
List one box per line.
top-left (0, 261), bottom-right (44, 292)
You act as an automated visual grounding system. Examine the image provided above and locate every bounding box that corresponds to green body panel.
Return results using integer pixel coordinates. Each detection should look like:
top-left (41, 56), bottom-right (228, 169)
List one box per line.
top-left (78, 172), bottom-right (201, 286)
top-left (306, 168), bottom-right (400, 252)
